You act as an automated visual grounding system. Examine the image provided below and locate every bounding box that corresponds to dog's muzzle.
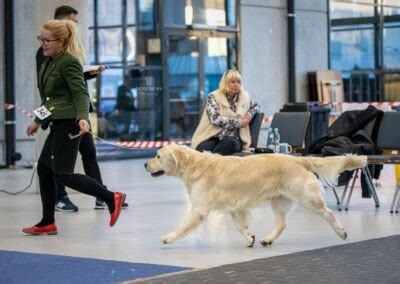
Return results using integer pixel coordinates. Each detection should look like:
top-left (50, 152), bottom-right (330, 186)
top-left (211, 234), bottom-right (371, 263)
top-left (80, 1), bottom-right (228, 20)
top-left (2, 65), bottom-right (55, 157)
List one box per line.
top-left (150, 171), bottom-right (165, 177)
top-left (144, 162), bottom-right (165, 177)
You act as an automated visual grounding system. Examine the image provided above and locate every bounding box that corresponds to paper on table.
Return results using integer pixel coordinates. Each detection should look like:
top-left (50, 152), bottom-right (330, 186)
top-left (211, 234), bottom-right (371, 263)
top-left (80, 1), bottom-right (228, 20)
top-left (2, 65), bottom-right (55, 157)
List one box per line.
top-left (83, 65), bottom-right (102, 73)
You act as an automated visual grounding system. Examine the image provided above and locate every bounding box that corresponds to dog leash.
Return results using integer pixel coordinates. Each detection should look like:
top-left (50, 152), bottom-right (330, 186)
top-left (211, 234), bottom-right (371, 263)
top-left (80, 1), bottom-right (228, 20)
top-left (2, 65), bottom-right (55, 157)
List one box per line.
top-left (2, 128), bottom-right (158, 195)
top-left (69, 130), bottom-right (141, 150)
top-left (1, 130), bottom-right (148, 195)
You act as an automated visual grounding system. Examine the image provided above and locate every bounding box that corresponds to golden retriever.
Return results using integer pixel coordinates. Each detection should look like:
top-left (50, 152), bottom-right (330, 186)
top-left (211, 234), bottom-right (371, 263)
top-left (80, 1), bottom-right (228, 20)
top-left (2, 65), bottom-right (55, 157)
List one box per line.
top-left (145, 145), bottom-right (367, 247)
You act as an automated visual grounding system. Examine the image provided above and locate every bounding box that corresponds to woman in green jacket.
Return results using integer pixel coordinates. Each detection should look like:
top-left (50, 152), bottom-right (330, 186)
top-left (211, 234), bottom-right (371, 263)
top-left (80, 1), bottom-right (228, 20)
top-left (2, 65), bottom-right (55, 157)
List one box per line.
top-left (23, 20), bottom-right (125, 235)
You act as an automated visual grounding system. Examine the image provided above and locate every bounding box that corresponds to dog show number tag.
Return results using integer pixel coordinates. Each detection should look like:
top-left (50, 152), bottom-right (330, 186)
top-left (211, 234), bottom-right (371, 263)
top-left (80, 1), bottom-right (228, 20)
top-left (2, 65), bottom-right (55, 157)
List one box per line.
top-left (33, 105), bottom-right (52, 120)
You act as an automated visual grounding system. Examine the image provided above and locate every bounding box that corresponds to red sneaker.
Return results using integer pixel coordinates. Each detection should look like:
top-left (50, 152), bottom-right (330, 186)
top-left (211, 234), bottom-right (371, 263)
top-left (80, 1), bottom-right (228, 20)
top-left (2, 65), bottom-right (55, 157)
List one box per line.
top-left (110, 192), bottom-right (126, 227)
top-left (22, 223), bottom-right (58, 235)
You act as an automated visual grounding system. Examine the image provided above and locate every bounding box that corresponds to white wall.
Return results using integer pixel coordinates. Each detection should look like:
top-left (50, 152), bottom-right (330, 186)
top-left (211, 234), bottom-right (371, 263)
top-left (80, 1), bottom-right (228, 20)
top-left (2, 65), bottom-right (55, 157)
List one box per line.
top-left (241, 0), bottom-right (287, 119)
top-left (296, 0), bottom-right (328, 102)
top-left (240, 0), bottom-right (328, 145)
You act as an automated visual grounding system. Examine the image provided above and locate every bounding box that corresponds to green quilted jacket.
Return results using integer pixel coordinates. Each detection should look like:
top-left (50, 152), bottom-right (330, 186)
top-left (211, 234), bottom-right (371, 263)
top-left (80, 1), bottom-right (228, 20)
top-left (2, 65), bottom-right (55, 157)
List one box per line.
top-left (35, 51), bottom-right (89, 124)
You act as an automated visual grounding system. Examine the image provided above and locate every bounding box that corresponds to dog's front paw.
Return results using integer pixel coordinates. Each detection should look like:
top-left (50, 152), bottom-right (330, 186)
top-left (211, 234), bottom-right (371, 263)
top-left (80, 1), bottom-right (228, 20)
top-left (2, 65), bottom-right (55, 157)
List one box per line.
top-left (161, 233), bottom-right (177, 244)
top-left (246, 235), bottom-right (256, 247)
top-left (338, 229), bottom-right (348, 240)
top-left (260, 239), bottom-right (273, 247)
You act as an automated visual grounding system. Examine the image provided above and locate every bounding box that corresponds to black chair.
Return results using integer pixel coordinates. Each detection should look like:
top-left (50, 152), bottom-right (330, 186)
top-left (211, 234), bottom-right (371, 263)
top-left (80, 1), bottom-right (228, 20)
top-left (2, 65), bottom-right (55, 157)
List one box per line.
top-left (340, 112), bottom-right (400, 212)
top-left (338, 118), bottom-right (380, 211)
top-left (365, 112), bottom-right (400, 213)
top-left (233, 112), bottom-right (264, 156)
top-left (249, 112), bottom-right (264, 148)
top-left (270, 112), bottom-right (310, 152)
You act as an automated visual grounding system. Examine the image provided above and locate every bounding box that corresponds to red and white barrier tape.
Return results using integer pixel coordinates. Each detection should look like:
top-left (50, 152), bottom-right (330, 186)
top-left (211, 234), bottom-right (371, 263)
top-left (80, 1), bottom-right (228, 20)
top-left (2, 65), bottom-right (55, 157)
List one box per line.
top-left (263, 116), bottom-right (273, 124)
top-left (4, 103), bottom-right (34, 119)
top-left (112, 140), bottom-right (189, 149)
top-left (319, 101), bottom-right (400, 107)
top-left (4, 102), bottom-right (190, 149)
top-left (5, 101), bottom-right (398, 146)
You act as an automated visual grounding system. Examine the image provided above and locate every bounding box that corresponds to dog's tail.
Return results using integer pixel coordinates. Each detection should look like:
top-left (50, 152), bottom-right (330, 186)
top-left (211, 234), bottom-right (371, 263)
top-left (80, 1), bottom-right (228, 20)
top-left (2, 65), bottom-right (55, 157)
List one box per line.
top-left (297, 155), bottom-right (367, 181)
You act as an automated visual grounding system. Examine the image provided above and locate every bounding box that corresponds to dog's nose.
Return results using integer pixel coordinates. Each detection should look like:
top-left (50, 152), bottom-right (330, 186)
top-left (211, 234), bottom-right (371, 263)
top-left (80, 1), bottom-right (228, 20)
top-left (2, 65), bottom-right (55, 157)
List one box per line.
top-left (144, 162), bottom-right (147, 168)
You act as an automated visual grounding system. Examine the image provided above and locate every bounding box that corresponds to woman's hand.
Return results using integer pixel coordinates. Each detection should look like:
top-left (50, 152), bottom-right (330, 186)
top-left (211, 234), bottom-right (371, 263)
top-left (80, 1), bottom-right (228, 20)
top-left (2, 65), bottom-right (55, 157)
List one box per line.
top-left (87, 65), bottom-right (106, 78)
top-left (241, 114), bottom-right (251, 127)
top-left (26, 122), bottom-right (40, 137)
top-left (78, 119), bottom-right (90, 135)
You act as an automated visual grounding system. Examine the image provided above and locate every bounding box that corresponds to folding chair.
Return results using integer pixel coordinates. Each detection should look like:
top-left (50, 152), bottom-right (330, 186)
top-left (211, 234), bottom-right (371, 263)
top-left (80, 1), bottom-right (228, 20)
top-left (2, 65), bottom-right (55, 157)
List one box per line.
top-left (338, 118), bottom-right (380, 211)
top-left (365, 112), bottom-right (400, 213)
top-left (340, 112), bottom-right (400, 212)
top-left (338, 163), bottom-right (380, 210)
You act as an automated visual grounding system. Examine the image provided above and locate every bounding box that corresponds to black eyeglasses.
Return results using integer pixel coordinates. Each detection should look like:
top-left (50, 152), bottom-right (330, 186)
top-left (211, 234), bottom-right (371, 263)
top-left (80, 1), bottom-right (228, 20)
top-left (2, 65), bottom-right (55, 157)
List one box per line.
top-left (37, 36), bottom-right (59, 45)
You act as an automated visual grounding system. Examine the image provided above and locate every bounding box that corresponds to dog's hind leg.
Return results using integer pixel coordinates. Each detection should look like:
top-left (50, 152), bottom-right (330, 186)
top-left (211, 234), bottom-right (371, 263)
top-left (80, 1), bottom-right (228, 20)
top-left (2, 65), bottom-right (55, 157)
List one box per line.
top-left (260, 198), bottom-right (293, 247)
top-left (161, 208), bottom-right (208, 244)
top-left (230, 210), bottom-right (255, 247)
top-left (294, 179), bottom-right (347, 240)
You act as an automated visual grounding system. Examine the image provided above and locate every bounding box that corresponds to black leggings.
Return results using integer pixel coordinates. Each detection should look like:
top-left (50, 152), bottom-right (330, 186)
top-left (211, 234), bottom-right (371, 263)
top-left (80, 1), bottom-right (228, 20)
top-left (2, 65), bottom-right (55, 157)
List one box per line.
top-left (56, 131), bottom-right (103, 199)
top-left (36, 120), bottom-right (114, 226)
top-left (196, 136), bottom-right (242, 155)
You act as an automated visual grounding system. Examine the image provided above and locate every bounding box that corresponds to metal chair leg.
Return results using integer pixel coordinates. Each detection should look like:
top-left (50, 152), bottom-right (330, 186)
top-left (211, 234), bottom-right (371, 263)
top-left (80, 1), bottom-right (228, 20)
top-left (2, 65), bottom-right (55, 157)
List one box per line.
top-left (338, 170), bottom-right (355, 211)
top-left (390, 182), bottom-right (399, 214)
top-left (362, 167), bottom-right (380, 208)
top-left (345, 169), bottom-right (359, 211)
top-left (331, 186), bottom-right (340, 206)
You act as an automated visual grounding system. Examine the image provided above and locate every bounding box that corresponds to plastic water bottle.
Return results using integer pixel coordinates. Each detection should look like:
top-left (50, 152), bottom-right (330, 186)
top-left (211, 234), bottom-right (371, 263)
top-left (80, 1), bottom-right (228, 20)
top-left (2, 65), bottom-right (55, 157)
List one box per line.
top-left (267, 128), bottom-right (275, 151)
top-left (273, 128), bottom-right (280, 152)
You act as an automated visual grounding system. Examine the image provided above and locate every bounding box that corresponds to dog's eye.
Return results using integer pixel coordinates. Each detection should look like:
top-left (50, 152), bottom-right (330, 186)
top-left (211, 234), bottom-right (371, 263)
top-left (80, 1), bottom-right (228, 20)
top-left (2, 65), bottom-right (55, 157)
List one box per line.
top-left (157, 155), bottom-right (160, 159)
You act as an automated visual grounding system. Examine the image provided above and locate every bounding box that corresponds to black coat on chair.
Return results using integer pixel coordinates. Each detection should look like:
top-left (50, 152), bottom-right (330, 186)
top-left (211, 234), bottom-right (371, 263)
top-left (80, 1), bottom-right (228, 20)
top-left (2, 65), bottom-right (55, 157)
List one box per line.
top-left (308, 105), bottom-right (384, 197)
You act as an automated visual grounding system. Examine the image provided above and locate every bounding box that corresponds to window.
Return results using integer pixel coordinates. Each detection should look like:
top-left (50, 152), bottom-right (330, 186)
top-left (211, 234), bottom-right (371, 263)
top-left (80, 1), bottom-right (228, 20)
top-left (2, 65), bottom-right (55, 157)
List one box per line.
top-left (164, 0), bottom-right (237, 27)
top-left (89, 0), bottom-right (162, 142)
top-left (98, 0), bottom-right (122, 26)
top-left (89, 0), bottom-right (238, 144)
top-left (331, 0), bottom-right (374, 19)
top-left (330, 0), bottom-right (400, 101)
top-left (331, 25), bottom-right (375, 70)
top-left (138, 0), bottom-right (154, 29)
top-left (384, 23), bottom-right (400, 69)
top-left (383, 0), bottom-right (400, 16)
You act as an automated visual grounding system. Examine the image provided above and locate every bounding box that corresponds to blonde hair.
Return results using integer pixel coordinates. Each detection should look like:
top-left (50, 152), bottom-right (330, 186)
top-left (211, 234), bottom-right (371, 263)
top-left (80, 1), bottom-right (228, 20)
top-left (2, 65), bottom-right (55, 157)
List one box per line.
top-left (43, 19), bottom-right (87, 63)
top-left (218, 70), bottom-right (243, 95)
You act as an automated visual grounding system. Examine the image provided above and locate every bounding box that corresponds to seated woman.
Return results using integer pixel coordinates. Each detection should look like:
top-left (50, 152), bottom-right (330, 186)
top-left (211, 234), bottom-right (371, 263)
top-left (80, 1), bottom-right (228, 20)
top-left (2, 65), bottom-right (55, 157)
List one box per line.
top-left (191, 70), bottom-right (260, 155)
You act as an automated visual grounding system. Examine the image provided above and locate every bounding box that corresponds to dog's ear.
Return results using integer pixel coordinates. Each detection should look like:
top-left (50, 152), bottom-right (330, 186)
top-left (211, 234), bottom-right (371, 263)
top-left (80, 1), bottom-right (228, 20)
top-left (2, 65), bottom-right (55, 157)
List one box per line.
top-left (170, 147), bottom-right (189, 172)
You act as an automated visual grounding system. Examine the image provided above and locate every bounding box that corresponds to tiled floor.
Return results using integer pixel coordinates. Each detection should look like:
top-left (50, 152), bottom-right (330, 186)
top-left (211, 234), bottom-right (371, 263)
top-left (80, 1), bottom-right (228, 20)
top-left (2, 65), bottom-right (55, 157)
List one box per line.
top-left (0, 158), bottom-right (399, 270)
top-left (139, 235), bottom-right (400, 283)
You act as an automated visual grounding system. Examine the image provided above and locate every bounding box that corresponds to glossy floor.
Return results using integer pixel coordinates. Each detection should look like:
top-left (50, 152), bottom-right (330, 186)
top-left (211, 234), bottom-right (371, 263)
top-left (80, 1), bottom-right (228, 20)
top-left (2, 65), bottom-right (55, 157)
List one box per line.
top-left (0, 159), bottom-right (399, 269)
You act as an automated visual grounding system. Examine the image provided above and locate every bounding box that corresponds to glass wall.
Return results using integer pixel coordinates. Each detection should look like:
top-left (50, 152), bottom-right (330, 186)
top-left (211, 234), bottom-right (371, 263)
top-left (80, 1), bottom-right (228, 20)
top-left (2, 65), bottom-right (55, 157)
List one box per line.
top-left (163, 0), bottom-right (239, 139)
top-left (331, 24), bottom-right (375, 70)
top-left (168, 36), bottom-right (200, 138)
top-left (167, 36), bottom-right (234, 139)
top-left (330, 0), bottom-right (400, 101)
top-left (88, 0), bottom-right (239, 146)
top-left (89, 0), bottom-right (163, 142)
top-left (164, 0), bottom-right (236, 27)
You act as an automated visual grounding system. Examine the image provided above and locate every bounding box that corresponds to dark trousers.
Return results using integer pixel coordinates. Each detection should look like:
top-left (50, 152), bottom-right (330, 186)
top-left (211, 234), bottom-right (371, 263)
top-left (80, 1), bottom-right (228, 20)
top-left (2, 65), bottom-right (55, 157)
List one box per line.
top-left (56, 131), bottom-right (103, 199)
top-left (37, 120), bottom-right (114, 225)
top-left (196, 136), bottom-right (242, 156)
